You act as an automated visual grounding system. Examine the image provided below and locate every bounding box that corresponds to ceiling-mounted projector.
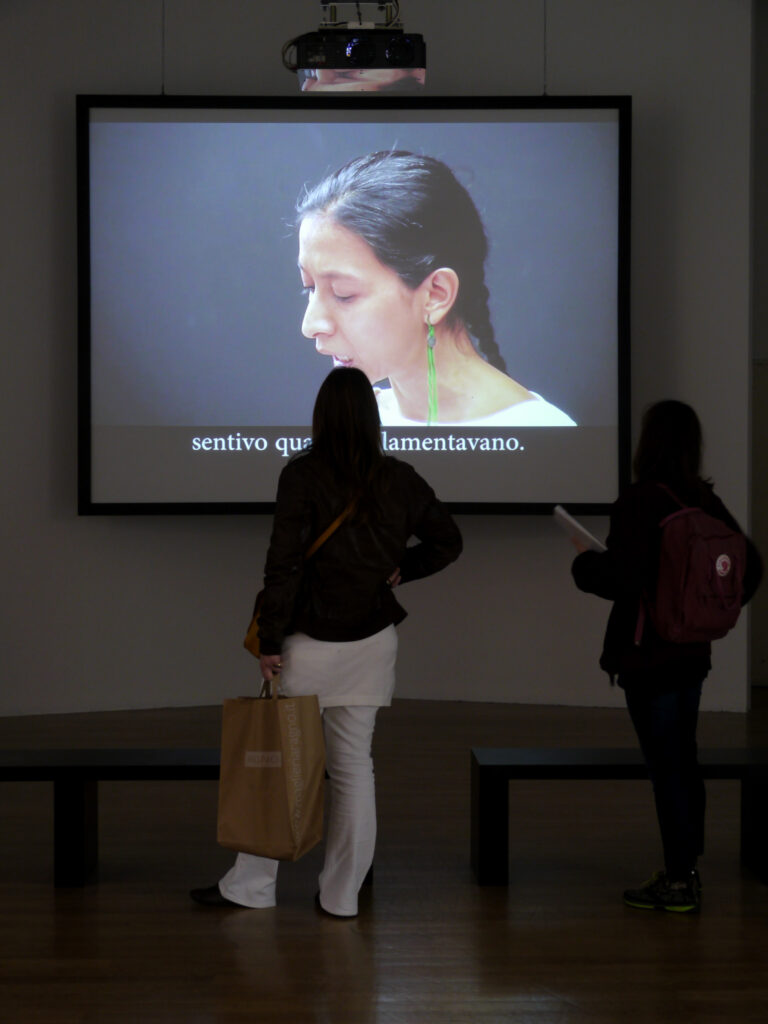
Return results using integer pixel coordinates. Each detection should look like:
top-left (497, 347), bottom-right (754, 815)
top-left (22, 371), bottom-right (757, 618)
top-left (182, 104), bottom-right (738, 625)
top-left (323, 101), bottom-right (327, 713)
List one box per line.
top-left (283, 1), bottom-right (426, 92)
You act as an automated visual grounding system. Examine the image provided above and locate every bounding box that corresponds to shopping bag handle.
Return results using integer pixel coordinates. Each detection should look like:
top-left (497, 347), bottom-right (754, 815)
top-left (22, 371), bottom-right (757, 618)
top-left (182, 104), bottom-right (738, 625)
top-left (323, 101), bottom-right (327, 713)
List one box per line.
top-left (258, 673), bottom-right (281, 700)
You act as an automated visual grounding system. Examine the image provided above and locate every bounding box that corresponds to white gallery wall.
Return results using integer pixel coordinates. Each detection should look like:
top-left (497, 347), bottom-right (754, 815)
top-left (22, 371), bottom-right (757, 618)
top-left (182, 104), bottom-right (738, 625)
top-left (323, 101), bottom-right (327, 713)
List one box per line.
top-left (0, 0), bottom-right (756, 714)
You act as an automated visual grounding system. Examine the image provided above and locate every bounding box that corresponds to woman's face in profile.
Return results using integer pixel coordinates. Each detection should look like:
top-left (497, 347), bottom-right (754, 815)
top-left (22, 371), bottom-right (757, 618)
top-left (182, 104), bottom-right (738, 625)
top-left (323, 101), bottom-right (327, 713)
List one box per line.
top-left (298, 213), bottom-right (425, 384)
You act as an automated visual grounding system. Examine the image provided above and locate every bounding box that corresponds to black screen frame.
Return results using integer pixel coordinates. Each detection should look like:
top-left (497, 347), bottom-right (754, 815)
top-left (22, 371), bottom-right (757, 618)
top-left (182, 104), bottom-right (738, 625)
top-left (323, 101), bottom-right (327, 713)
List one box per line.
top-left (77, 93), bottom-right (631, 516)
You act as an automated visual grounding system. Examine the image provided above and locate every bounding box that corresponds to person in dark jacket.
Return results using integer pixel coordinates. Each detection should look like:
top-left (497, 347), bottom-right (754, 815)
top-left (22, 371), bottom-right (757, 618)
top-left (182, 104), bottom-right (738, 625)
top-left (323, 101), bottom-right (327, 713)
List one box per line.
top-left (192, 366), bottom-right (462, 917)
top-left (571, 400), bottom-right (762, 913)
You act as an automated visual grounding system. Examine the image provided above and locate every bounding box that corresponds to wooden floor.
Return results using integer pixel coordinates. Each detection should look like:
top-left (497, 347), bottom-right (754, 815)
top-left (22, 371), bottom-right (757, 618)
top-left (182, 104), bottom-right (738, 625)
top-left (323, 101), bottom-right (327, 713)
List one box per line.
top-left (1, 693), bottom-right (768, 1023)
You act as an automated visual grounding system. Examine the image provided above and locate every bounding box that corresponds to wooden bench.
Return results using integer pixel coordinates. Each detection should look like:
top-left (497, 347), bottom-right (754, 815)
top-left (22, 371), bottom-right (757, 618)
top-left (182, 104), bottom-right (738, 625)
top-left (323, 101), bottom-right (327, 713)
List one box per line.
top-left (0, 748), bottom-right (220, 885)
top-left (470, 747), bottom-right (768, 885)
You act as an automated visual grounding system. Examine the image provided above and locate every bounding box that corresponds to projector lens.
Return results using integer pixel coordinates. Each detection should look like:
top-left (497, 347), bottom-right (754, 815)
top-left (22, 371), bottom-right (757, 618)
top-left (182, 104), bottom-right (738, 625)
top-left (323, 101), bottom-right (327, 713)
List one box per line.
top-left (345, 37), bottom-right (376, 66)
top-left (385, 35), bottom-right (415, 64)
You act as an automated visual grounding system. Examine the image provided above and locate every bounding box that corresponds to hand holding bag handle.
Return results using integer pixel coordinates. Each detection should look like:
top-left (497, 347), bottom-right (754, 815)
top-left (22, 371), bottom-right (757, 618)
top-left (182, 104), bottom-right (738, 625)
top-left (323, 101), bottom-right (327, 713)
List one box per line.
top-left (243, 499), bottom-right (357, 658)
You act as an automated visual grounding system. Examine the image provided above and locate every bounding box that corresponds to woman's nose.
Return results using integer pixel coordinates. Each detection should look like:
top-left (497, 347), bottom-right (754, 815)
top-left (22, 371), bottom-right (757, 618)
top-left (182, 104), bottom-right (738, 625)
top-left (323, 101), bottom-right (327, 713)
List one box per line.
top-left (301, 292), bottom-right (333, 339)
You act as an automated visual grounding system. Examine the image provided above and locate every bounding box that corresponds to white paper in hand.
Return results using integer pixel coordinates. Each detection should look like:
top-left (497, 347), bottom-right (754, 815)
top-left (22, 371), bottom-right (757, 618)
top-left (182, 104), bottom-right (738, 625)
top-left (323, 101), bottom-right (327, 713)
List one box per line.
top-left (553, 505), bottom-right (607, 552)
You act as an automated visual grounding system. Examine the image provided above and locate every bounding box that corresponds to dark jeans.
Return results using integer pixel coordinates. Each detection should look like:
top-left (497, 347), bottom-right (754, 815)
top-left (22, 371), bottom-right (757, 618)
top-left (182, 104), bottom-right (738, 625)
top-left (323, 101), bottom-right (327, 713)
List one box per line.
top-left (623, 679), bottom-right (705, 880)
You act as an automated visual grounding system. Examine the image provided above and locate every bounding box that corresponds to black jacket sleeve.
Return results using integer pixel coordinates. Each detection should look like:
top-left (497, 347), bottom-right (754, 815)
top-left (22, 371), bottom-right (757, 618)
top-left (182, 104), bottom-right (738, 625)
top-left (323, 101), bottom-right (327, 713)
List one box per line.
top-left (741, 536), bottom-right (763, 605)
top-left (571, 487), bottom-right (656, 602)
top-left (397, 468), bottom-right (463, 584)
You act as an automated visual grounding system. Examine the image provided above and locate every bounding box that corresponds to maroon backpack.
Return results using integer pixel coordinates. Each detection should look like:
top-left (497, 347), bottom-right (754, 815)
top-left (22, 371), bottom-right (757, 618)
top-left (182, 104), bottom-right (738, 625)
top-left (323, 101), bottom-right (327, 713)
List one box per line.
top-left (635, 485), bottom-right (746, 645)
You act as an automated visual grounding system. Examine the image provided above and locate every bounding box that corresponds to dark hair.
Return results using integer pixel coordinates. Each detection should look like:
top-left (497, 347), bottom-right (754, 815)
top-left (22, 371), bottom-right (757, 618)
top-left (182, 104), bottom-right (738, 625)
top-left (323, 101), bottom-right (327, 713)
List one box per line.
top-left (633, 400), bottom-right (705, 491)
top-left (310, 367), bottom-right (384, 505)
top-left (297, 150), bottom-right (508, 373)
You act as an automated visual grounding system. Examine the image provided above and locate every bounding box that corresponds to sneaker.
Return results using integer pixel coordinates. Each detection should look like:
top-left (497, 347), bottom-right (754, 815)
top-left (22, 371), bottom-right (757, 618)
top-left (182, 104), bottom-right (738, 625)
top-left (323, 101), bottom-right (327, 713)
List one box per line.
top-left (623, 870), bottom-right (701, 913)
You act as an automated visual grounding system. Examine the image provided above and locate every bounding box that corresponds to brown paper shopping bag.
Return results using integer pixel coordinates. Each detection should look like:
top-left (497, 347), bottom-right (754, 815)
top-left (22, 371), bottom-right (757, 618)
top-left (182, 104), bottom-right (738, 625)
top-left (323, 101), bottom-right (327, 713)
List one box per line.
top-left (217, 685), bottom-right (325, 861)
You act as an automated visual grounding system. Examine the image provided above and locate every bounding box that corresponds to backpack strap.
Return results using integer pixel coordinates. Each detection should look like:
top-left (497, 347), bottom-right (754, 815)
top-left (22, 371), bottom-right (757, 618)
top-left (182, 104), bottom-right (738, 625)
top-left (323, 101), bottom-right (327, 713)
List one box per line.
top-left (655, 481), bottom-right (687, 510)
top-left (634, 483), bottom-right (687, 646)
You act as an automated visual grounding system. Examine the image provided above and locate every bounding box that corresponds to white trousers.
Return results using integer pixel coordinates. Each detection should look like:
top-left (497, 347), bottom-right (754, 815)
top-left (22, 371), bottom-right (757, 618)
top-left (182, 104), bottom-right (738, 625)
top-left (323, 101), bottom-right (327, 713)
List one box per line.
top-left (219, 703), bottom-right (379, 917)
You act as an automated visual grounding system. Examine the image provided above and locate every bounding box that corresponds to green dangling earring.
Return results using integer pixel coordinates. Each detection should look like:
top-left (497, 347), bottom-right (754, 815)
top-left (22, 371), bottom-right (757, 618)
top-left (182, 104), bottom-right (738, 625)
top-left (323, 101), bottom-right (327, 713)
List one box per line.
top-left (426, 318), bottom-right (438, 425)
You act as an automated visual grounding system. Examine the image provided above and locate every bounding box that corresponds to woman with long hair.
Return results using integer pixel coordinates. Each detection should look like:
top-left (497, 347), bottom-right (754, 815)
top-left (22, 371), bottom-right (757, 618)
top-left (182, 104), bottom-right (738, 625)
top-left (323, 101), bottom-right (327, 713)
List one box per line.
top-left (296, 150), bottom-right (575, 426)
top-left (571, 400), bottom-right (761, 912)
top-left (192, 366), bottom-right (462, 917)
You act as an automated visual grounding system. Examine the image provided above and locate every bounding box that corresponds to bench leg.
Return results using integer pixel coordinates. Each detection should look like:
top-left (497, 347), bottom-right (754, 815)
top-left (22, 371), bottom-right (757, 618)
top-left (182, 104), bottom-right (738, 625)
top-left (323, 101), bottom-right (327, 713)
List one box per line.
top-left (54, 778), bottom-right (98, 886)
top-left (471, 761), bottom-right (509, 885)
top-left (740, 776), bottom-right (768, 884)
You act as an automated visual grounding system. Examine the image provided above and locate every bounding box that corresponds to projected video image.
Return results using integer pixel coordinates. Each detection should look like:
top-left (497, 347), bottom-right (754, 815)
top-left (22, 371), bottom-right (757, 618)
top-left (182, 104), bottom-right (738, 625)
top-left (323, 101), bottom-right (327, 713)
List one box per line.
top-left (296, 149), bottom-right (575, 428)
top-left (80, 98), bottom-right (629, 510)
top-left (298, 68), bottom-right (426, 91)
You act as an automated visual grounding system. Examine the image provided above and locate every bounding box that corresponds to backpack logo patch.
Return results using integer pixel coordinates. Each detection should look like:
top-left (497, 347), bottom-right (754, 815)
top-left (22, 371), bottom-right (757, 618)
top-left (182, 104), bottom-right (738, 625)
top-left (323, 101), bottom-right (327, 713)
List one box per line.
top-left (716, 553), bottom-right (732, 578)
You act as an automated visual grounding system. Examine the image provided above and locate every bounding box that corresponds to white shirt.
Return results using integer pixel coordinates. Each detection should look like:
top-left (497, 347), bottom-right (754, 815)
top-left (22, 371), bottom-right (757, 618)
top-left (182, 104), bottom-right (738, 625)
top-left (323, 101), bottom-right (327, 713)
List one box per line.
top-left (375, 388), bottom-right (576, 427)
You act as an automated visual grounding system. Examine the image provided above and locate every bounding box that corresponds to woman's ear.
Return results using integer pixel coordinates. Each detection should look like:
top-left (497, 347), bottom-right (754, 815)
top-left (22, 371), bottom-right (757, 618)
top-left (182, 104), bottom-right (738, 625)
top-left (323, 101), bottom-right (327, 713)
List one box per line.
top-left (420, 268), bottom-right (459, 326)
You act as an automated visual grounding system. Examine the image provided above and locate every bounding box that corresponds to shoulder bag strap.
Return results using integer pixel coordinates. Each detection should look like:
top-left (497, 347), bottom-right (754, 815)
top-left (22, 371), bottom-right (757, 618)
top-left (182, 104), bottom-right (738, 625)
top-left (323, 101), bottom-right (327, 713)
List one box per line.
top-left (305, 499), bottom-right (356, 559)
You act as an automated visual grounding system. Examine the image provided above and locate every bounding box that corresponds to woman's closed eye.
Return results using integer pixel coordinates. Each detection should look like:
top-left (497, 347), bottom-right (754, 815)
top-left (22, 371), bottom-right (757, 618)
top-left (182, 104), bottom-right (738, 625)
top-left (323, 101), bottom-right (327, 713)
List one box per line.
top-left (301, 285), bottom-right (354, 304)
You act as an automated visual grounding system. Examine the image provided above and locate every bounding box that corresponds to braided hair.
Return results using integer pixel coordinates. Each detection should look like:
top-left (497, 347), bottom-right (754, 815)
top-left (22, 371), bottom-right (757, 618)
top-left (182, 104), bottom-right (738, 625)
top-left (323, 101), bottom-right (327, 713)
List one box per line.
top-left (296, 150), bottom-right (507, 373)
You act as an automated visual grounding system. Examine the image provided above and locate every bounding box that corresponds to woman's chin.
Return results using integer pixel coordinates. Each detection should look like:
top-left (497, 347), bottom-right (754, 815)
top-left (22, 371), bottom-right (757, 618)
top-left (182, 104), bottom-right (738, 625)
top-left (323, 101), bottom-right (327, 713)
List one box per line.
top-left (328, 356), bottom-right (384, 386)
